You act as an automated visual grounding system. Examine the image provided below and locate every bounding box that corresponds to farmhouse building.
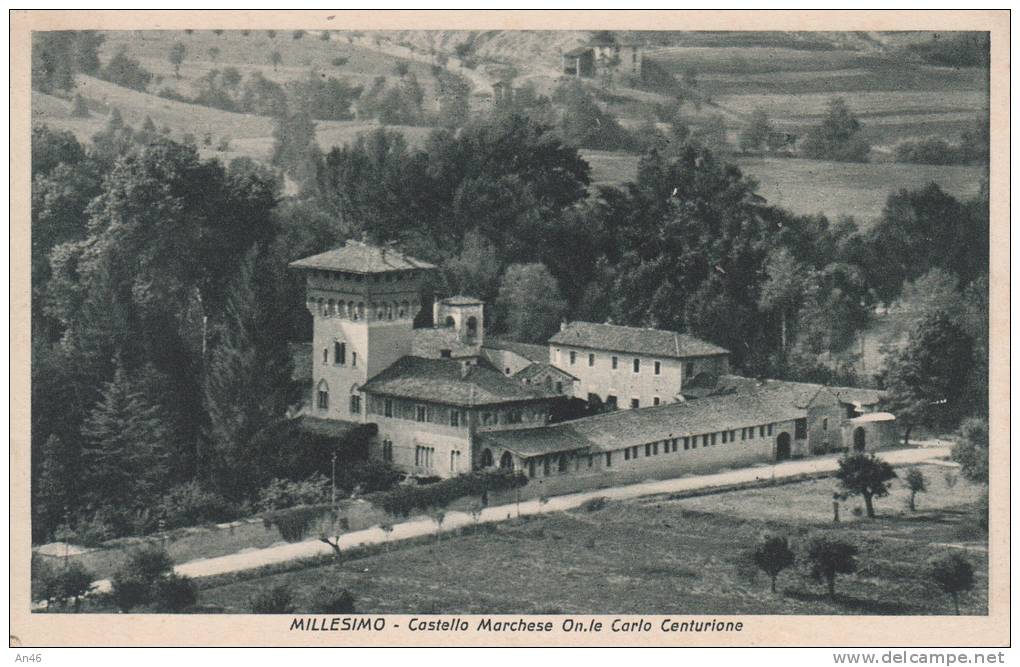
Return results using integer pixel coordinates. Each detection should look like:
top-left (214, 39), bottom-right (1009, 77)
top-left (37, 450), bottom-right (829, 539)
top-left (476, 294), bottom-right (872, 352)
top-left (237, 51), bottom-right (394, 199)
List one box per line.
top-left (291, 242), bottom-right (895, 490)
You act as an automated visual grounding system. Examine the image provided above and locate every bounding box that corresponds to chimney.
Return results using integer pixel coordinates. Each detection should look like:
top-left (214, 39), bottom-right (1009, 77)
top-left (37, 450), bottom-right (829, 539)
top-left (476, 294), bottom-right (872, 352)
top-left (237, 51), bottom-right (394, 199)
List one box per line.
top-left (560, 319), bottom-right (569, 331)
top-left (433, 297), bottom-right (441, 328)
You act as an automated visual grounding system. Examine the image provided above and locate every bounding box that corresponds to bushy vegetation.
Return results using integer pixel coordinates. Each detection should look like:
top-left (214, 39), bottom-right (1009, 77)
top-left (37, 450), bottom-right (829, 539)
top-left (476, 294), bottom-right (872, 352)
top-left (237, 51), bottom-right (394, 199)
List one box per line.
top-left (907, 33), bottom-right (989, 68)
top-left (373, 470), bottom-right (528, 518)
top-left (109, 544), bottom-right (197, 612)
top-left (801, 97), bottom-right (870, 163)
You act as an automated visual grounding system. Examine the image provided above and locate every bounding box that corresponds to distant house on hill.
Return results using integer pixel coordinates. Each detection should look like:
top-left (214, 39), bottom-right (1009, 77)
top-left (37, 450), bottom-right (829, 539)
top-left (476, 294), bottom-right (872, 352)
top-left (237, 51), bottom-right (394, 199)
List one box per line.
top-left (562, 34), bottom-right (645, 80)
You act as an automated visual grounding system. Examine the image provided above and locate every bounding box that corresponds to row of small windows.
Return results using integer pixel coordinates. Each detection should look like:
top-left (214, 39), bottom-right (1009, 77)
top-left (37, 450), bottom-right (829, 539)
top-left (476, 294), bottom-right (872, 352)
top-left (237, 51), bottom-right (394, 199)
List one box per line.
top-left (565, 351), bottom-right (697, 378)
top-left (315, 380), bottom-right (360, 415)
top-left (310, 298), bottom-right (413, 321)
top-left (311, 270), bottom-right (417, 284)
top-left (414, 445), bottom-right (435, 468)
top-left (620, 425), bottom-right (779, 461)
top-left (381, 438), bottom-right (459, 472)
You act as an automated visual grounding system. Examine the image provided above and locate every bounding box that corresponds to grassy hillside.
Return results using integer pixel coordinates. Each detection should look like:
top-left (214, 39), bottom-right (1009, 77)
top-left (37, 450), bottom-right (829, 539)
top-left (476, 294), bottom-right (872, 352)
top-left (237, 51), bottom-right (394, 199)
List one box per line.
top-left (581, 150), bottom-right (986, 226)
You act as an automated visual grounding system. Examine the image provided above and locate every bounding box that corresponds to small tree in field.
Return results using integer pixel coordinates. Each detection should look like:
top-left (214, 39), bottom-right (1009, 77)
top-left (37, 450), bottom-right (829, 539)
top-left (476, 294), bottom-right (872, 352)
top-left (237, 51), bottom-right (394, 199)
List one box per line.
top-left (904, 467), bottom-right (927, 511)
top-left (751, 534), bottom-right (795, 593)
top-left (379, 522), bottom-right (394, 551)
top-left (432, 510), bottom-right (446, 543)
top-left (315, 513), bottom-right (349, 560)
top-left (835, 453), bottom-right (897, 518)
top-left (929, 552), bottom-right (974, 615)
top-left (804, 534), bottom-right (858, 598)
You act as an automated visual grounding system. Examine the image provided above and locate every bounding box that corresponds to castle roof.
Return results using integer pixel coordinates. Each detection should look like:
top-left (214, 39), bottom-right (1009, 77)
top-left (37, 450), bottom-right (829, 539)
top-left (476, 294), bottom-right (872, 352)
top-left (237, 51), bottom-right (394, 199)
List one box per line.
top-left (289, 241), bottom-right (436, 274)
top-left (360, 356), bottom-right (558, 407)
top-left (513, 362), bottom-right (578, 384)
top-left (709, 375), bottom-right (884, 408)
top-left (548, 321), bottom-right (729, 359)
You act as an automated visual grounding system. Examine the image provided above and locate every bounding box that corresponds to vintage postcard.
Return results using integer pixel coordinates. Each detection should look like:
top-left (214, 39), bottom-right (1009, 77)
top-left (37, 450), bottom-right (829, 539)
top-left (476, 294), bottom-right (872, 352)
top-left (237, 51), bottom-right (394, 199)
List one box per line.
top-left (9, 9), bottom-right (1009, 649)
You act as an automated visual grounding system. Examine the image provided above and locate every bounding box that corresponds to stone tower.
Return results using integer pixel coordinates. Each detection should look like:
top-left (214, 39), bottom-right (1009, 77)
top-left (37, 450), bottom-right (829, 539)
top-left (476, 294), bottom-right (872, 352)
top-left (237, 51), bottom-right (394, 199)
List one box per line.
top-left (432, 295), bottom-right (484, 347)
top-left (290, 242), bottom-right (436, 422)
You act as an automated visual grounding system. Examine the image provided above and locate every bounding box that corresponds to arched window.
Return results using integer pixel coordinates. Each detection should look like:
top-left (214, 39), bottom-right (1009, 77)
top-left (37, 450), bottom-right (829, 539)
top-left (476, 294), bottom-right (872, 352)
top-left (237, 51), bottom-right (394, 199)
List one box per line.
top-left (334, 341), bottom-right (346, 365)
top-left (400, 301), bottom-right (409, 318)
top-left (316, 380), bottom-right (329, 410)
top-left (466, 316), bottom-right (478, 338)
top-left (347, 301), bottom-right (355, 319)
top-left (357, 302), bottom-right (365, 319)
top-left (318, 298), bottom-right (326, 316)
top-left (558, 454), bottom-right (568, 473)
top-left (444, 316), bottom-right (455, 328)
top-left (327, 299), bottom-right (335, 316)
top-left (480, 449), bottom-right (494, 468)
top-left (386, 303), bottom-right (394, 320)
top-left (499, 451), bottom-right (514, 470)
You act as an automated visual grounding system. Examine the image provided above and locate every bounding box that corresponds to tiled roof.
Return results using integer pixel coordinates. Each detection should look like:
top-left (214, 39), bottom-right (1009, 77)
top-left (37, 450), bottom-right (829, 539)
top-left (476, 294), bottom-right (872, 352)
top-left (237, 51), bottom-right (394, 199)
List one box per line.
top-left (440, 295), bottom-right (484, 306)
top-left (483, 337), bottom-right (550, 363)
top-left (548, 321), bottom-right (729, 359)
top-left (297, 416), bottom-right (375, 440)
top-left (513, 363), bottom-right (578, 383)
top-left (713, 375), bottom-right (824, 408)
top-left (829, 386), bottom-right (886, 406)
top-left (479, 390), bottom-right (807, 457)
top-left (289, 241), bottom-right (436, 274)
top-left (412, 327), bottom-right (481, 359)
top-left (360, 356), bottom-right (558, 407)
top-left (478, 425), bottom-right (592, 457)
top-left (564, 46), bottom-right (592, 57)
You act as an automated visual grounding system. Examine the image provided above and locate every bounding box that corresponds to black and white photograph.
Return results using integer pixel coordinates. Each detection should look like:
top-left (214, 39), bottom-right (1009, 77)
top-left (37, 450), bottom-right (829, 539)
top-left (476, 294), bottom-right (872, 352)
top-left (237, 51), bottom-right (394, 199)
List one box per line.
top-left (10, 9), bottom-right (1008, 649)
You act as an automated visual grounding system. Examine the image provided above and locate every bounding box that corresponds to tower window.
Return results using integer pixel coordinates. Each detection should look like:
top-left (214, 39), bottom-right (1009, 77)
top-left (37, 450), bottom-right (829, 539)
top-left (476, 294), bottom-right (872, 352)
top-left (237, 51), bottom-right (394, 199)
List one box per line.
top-left (686, 362), bottom-right (695, 377)
top-left (445, 316), bottom-right (455, 327)
top-left (653, 396), bottom-right (660, 406)
top-left (588, 353), bottom-right (595, 367)
top-left (415, 405), bottom-right (428, 422)
top-left (633, 358), bottom-right (640, 373)
top-left (382, 440), bottom-right (393, 462)
top-left (350, 395), bottom-right (361, 414)
top-left (384, 398), bottom-right (393, 417)
top-left (440, 349), bottom-right (452, 358)
top-left (351, 352), bottom-right (357, 368)
top-left (569, 351), bottom-right (576, 365)
top-left (334, 341), bottom-right (346, 365)
top-left (630, 398), bottom-right (640, 409)
top-left (322, 348), bottom-right (328, 364)
top-left (466, 316), bottom-right (478, 338)
top-left (317, 381), bottom-right (329, 410)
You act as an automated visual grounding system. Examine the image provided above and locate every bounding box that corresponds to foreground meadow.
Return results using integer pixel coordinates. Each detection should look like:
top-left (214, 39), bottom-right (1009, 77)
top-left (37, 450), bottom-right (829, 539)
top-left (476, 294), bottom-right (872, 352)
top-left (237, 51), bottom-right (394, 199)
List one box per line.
top-left (195, 464), bottom-right (987, 615)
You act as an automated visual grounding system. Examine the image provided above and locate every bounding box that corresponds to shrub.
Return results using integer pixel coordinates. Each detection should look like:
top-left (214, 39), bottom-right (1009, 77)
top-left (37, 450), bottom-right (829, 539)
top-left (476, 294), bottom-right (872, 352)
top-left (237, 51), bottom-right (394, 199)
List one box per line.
top-left (157, 481), bottom-right (237, 529)
top-left (307, 586), bottom-right (355, 613)
top-left (751, 534), bottom-right (795, 593)
top-left (374, 470), bottom-right (528, 517)
top-left (250, 584), bottom-right (294, 613)
top-left (152, 573), bottom-right (198, 612)
top-left (337, 460), bottom-right (402, 494)
top-left (110, 543), bottom-right (174, 611)
top-left (803, 534), bottom-right (858, 598)
top-left (952, 418), bottom-right (988, 483)
top-left (257, 474), bottom-right (330, 511)
top-left (928, 552), bottom-right (975, 614)
top-left (331, 56), bottom-right (349, 67)
top-left (101, 47), bottom-right (153, 92)
top-left (63, 511), bottom-right (116, 547)
top-left (580, 497), bottom-right (608, 512)
top-left (262, 504), bottom-right (332, 542)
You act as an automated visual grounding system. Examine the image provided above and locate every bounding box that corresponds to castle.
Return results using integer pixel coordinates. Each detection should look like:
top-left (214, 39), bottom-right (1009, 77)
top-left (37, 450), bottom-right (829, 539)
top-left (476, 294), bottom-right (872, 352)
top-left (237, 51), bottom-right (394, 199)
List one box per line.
top-left (291, 242), bottom-right (895, 495)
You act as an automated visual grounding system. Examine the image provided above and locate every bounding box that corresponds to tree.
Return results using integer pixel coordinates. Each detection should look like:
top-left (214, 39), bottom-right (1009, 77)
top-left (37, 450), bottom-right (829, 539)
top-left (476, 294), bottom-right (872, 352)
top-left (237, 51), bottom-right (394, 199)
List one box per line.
top-left (168, 42), bottom-right (187, 78)
top-left (110, 544), bottom-right (174, 611)
top-left (32, 31), bottom-right (105, 93)
top-left (432, 509), bottom-right (446, 543)
top-left (865, 184), bottom-right (987, 303)
top-left (250, 585), bottom-right (294, 613)
top-left (240, 71), bottom-right (289, 117)
top-left (739, 108), bottom-right (773, 153)
top-left (314, 513), bottom-right (349, 560)
top-left (71, 93), bottom-right (90, 118)
top-left (751, 534), bottom-right (795, 593)
top-left (34, 434), bottom-right (74, 541)
top-left (758, 247), bottom-right (810, 354)
top-left (801, 97), bottom-right (870, 163)
top-left (53, 562), bottom-right (95, 610)
top-left (882, 312), bottom-right (975, 443)
top-left (952, 418), bottom-right (988, 483)
top-left (835, 452), bottom-right (897, 518)
top-left (152, 573), bottom-right (198, 612)
top-left (929, 552), bottom-right (975, 614)
top-left (101, 47), bottom-right (153, 91)
top-left (803, 534), bottom-right (858, 598)
top-left (904, 467), bottom-right (927, 511)
top-left (495, 263), bottom-right (568, 343)
top-left (270, 50), bottom-right (283, 71)
top-left (80, 363), bottom-right (174, 515)
top-left (271, 112), bottom-right (320, 190)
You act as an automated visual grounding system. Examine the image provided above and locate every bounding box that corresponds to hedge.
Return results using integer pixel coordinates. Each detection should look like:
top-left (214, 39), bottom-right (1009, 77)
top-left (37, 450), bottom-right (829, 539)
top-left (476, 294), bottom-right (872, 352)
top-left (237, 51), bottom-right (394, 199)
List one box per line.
top-left (371, 470), bottom-right (528, 518)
